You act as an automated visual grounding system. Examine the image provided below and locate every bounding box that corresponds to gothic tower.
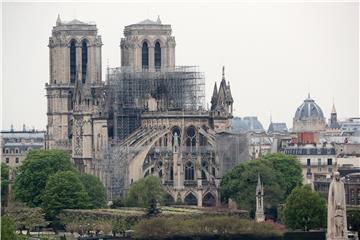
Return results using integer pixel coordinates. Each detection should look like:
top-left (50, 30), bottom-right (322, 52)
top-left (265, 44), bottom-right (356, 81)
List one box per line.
top-left (46, 15), bottom-right (107, 176)
top-left (255, 174), bottom-right (265, 222)
top-left (210, 66), bottom-right (233, 132)
top-left (329, 103), bottom-right (340, 129)
top-left (120, 16), bottom-right (176, 71)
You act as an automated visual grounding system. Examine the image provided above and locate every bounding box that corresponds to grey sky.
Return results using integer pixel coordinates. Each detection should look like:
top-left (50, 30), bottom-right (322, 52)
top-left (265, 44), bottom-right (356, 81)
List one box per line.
top-left (2, 2), bottom-right (359, 131)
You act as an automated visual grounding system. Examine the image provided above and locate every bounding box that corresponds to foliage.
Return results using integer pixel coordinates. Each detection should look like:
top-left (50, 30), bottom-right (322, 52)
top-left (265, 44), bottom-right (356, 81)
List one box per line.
top-left (347, 208), bottom-right (360, 231)
top-left (1, 162), bottom-right (10, 206)
top-left (220, 157), bottom-right (284, 213)
top-left (261, 153), bottom-right (303, 196)
top-left (5, 202), bottom-right (48, 234)
top-left (111, 198), bottom-right (125, 208)
top-left (282, 185), bottom-right (326, 231)
top-left (112, 219), bottom-right (134, 236)
top-left (133, 215), bottom-right (284, 239)
top-left (13, 149), bottom-right (75, 207)
top-left (79, 173), bottom-right (107, 208)
top-left (125, 176), bottom-right (166, 208)
top-left (220, 153), bottom-right (303, 217)
top-left (1, 216), bottom-right (18, 240)
top-left (42, 171), bottom-right (91, 218)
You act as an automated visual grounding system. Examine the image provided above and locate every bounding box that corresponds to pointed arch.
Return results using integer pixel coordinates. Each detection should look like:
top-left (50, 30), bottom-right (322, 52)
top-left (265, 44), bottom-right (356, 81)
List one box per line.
top-left (184, 192), bottom-right (197, 206)
top-left (154, 41), bottom-right (161, 70)
top-left (81, 40), bottom-right (88, 83)
top-left (69, 39), bottom-right (77, 83)
top-left (142, 41), bottom-right (149, 69)
top-left (164, 193), bottom-right (175, 206)
top-left (185, 161), bottom-right (194, 180)
top-left (202, 192), bottom-right (216, 207)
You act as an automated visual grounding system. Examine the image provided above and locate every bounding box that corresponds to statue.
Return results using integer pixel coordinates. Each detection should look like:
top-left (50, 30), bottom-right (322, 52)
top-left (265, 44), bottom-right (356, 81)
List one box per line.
top-left (327, 171), bottom-right (348, 240)
top-left (173, 132), bottom-right (179, 153)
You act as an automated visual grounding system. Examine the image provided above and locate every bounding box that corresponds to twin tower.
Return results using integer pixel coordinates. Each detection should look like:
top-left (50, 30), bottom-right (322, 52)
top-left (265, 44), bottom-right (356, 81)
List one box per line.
top-left (46, 15), bottom-right (177, 172)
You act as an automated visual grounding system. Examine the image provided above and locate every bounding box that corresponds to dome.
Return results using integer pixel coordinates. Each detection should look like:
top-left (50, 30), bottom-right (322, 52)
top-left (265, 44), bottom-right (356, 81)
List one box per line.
top-left (294, 95), bottom-right (324, 120)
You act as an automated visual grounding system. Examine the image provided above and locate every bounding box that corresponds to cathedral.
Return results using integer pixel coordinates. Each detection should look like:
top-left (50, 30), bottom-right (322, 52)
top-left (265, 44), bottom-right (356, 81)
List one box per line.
top-left (46, 16), bottom-right (235, 206)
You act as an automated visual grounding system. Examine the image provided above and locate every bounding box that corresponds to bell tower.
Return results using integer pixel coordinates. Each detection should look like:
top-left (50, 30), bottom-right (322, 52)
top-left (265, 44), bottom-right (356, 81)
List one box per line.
top-left (120, 16), bottom-right (176, 71)
top-left (46, 14), bottom-right (103, 151)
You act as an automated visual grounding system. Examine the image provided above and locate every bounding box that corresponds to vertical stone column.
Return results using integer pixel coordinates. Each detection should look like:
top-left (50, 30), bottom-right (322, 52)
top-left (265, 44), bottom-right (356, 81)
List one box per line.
top-left (149, 46), bottom-right (155, 71)
top-left (197, 190), bottom-right (203, 207)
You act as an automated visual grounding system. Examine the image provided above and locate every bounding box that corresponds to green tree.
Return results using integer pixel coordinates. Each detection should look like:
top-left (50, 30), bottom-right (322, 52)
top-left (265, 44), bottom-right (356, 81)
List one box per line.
top-left (42, 171), bottom-right (91, 218)
top-left (13, 149), bottom-right (75, 207)
top-left (220, 158), bottom-right (284, 214)
top-left (5, 202), bottom-right (48, 235)
top-left (220, 153), bottom-right (303, 217)
top-left (79, 173), bottom-right (107, 208)
top-left (1, 216), bottom-right (18, 240)
top-left (283, 185), bottom-right (326, 231)
top-left (125, 176), bottom-right (165, 208)
top-left (347, 208), bottom-right (360, 231)
top-left (262, 153), bottom-right (303, 196)
top-left (1, 162), bottom-right (10, 206)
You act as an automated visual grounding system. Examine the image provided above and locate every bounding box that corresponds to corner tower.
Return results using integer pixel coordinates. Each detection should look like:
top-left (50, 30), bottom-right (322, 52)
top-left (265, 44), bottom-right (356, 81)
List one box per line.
top-left (120, 16), bottom-right (176, 71)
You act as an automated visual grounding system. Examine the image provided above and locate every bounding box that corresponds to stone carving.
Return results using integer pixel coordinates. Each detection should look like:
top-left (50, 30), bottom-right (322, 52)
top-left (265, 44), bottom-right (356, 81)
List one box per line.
top-left (327, 171), bottom-right (348, 240)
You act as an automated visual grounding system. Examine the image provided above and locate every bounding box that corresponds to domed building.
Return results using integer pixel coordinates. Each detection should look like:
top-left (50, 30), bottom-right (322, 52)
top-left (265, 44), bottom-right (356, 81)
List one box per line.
top-left (293, 94), bottom-right (326, 143)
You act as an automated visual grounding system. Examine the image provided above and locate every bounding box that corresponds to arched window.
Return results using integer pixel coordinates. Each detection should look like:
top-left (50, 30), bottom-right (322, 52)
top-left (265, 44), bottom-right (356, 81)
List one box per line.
top-left (142, 41), bottom-right (149, 69)
top-left (81, 41), bottom-right (88, 83)
top-left (184, 193), bottom-right (197, 205)
top-left (185, 162), bottom-right (194, 180)
top-left (70, 40), bottom-right (76, 83)
top-left (154, 41), bottom-right (161, 70)
top-left (186, 126), bottom-right (196, 147)
top-left (202, 192), bottom-right (216, 207)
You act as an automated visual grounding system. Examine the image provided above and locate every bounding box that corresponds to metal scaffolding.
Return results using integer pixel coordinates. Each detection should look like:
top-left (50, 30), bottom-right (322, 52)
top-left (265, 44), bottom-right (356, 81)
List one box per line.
top-left (106, 66), bottom-right (205, 140)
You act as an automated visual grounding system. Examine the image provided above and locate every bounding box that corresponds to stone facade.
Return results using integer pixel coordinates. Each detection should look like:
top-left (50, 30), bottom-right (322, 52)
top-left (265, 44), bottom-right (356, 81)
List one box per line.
top-left (1, 126), bottom-right (45, 167)
top-left (46, 16), bottom-right (236, 206)
top-left (121, 17), bottom-right (175, 71)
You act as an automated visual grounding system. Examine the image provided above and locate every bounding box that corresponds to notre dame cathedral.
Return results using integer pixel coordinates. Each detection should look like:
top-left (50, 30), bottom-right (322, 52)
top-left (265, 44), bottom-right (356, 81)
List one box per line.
top-left (46, 15), bottom-right (241, 207)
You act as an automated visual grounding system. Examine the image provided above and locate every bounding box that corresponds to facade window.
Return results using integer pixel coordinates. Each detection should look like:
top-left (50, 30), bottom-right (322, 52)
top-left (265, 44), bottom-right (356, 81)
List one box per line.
top-left (15, 157), bottom-right (19, 164)
top-left (142, 41), bottom-right (149, 69)
top-left (185, 162), bottom-right (194, 180)
top-left (327, 158), bottom-right (333, 166)
top-left (307, 158), bottom-right (311, 166)
top-left (154, 41), bottom-right (161, 70)
top-left (15, 149), bottom-right (19, 154)
top-left (317, 158), bottom-right (322, 172)
top-left (70, 40), bottom-right (76, 83)
top-left (5, 158), bottom-right (9, 164)
top-left (81, 41), bottom-right (88, 83)
top-left (170, 167), bottom-right (174, 180)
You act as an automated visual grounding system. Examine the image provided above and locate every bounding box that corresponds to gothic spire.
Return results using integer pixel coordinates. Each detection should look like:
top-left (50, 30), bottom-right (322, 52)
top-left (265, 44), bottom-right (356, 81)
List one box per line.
top-left (222, 66), bottom-right (226, 82)
top-left (56, 14), bottom-right (61, 26)
top-left (331, 102), bottom-right (336, 114)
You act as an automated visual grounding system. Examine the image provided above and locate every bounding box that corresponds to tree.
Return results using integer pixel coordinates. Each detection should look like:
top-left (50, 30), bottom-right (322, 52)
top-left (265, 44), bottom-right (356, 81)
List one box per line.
top-left (42, 171), bottom-right (91, 218)
top-left (79, 173), bottom-right (107, 208)
top-left (13, 149), bottom-right (75, 207)
top-left (1, 216), bottom-right (18, 240)
top-left (262, 153), bottom-right (303, 196)
top-left (1, 163), bottom-right (10, 206)
top-left (282, 185), bottom-right (326, 231)
top-left (347, 208), bottom-right (360, 231)
top-left (125, 176), bottom-right (165, 208)
top-left (5, 202), bottom-right (48, 234)
top-left (220, 153), bottom-right (303, 218)
top-left (220, 158), bottom-right (285, 214)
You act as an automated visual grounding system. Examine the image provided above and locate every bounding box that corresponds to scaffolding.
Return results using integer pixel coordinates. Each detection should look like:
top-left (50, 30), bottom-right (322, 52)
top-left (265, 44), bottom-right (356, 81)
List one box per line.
top-left (106, 66), bottom-right (205, 140)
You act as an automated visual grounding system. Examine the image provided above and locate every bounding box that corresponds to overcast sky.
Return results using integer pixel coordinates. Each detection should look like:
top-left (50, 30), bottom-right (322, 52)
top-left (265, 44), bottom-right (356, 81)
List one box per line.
top-left (2, 2), bottom-right (359, 131)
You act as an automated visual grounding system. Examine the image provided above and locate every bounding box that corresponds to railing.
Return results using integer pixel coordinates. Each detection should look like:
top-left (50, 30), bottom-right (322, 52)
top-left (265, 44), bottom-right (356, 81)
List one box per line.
top-left (184, 180), bottom-right (197, 187)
